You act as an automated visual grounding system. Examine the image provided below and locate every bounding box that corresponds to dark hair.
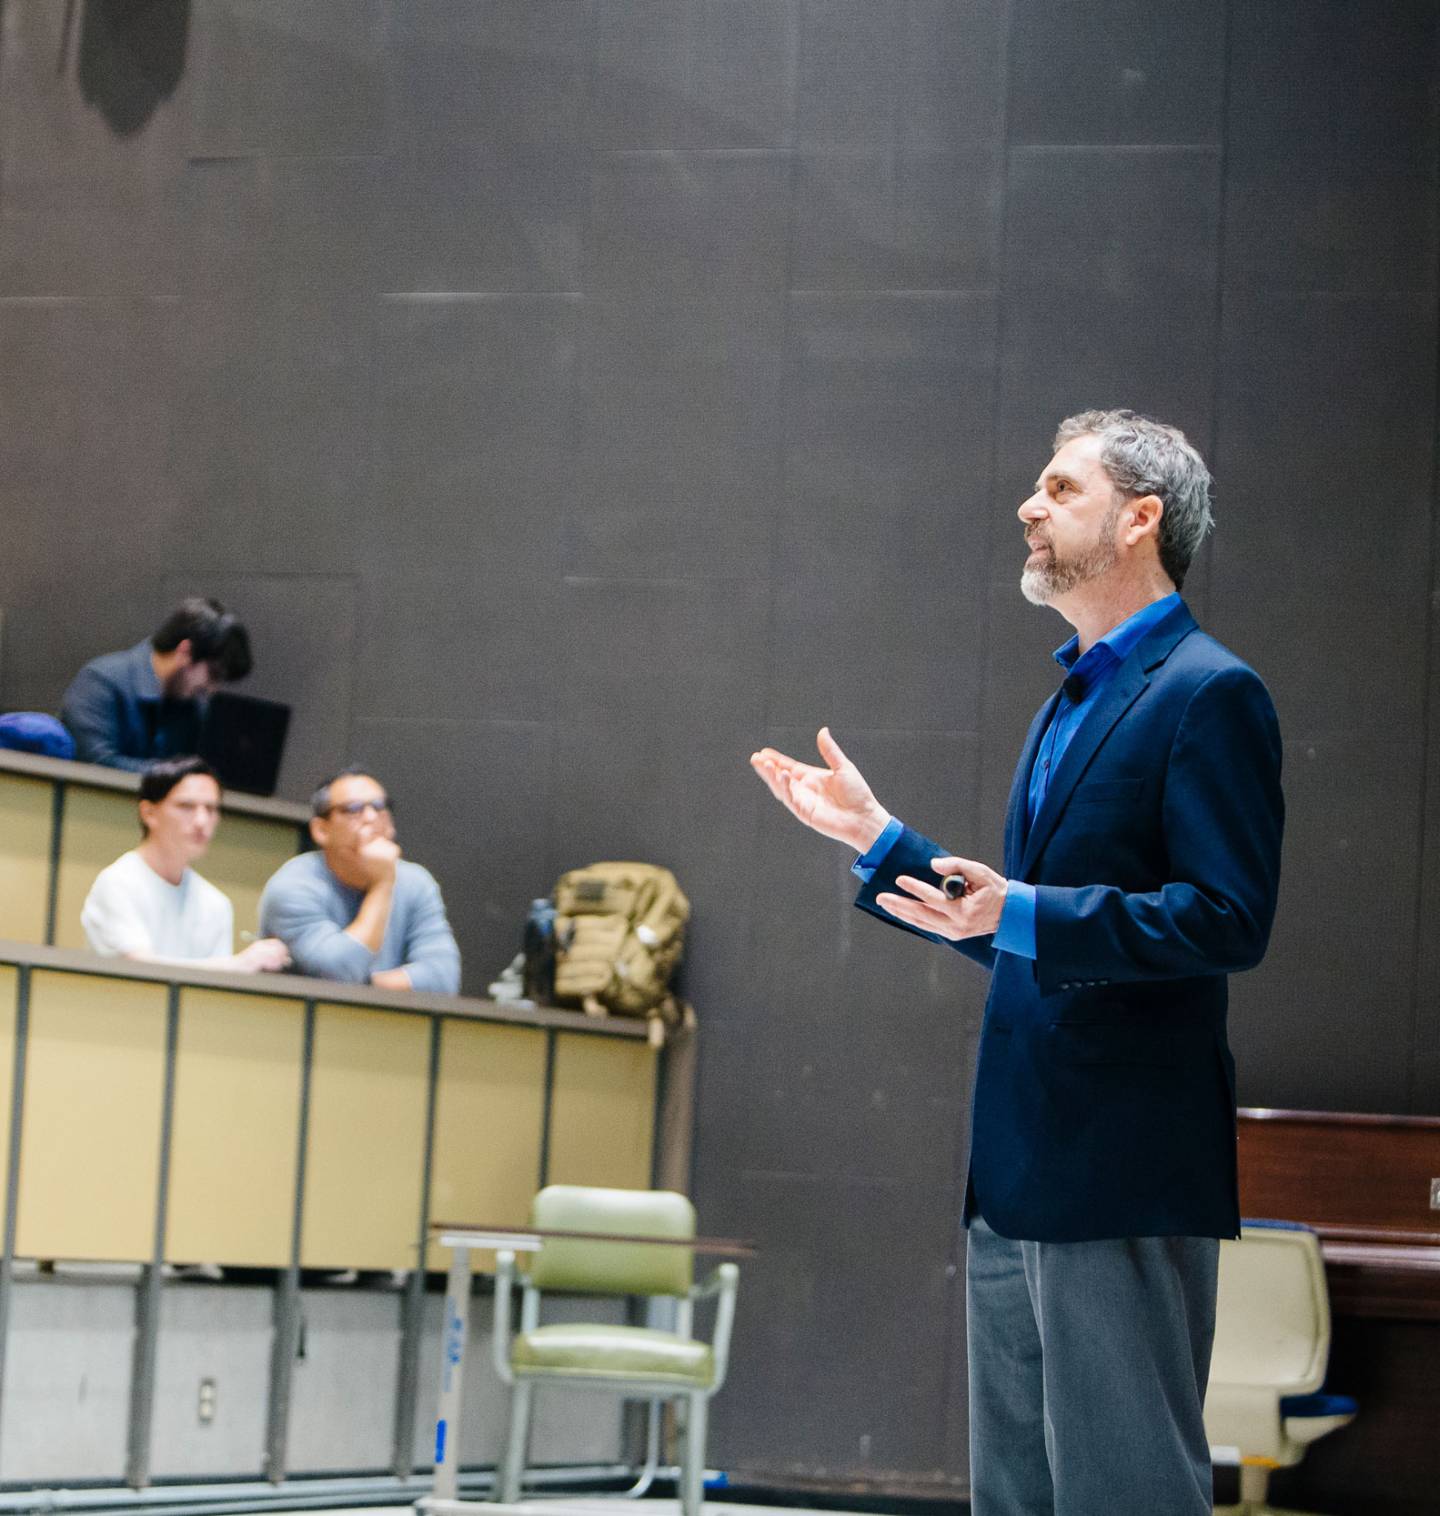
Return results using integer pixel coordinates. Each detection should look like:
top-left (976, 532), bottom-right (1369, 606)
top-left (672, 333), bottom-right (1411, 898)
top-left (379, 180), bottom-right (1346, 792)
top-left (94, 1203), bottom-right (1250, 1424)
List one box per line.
top-left (310, 765), bottom-right (384, 819)
top-left (151, 597), bottom-right (252, 683)
top-left (137, 756), bottom-right (220, 836)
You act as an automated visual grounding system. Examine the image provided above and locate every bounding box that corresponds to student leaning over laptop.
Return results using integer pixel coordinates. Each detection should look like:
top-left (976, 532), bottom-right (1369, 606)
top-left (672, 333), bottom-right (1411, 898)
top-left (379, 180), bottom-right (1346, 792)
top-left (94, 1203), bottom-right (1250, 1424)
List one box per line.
top-left (60, 597), bottom-right (252, 771)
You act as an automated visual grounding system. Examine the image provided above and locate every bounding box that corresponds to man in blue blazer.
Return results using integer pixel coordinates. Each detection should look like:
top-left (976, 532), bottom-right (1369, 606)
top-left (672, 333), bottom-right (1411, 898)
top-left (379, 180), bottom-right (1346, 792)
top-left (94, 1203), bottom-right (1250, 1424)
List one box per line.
top-left (751, 410), bottom-right (1283, 1516)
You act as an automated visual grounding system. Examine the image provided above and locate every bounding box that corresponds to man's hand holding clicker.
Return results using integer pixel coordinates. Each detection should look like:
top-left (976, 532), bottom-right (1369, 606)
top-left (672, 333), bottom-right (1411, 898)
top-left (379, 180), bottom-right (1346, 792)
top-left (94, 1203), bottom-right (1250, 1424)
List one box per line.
top-left (878, 857), bottom-right (1009, 940)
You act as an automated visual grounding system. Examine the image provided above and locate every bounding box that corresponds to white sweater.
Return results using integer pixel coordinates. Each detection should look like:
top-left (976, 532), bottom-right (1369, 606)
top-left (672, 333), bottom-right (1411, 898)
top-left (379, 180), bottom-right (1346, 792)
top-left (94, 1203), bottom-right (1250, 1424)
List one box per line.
top-left (81, 850), bottom-right (234, 961)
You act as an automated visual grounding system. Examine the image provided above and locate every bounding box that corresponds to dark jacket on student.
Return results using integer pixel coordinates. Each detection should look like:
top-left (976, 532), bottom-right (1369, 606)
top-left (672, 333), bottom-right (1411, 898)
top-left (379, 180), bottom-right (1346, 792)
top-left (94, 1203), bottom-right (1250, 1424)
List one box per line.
top-left (60, 640), bottom-right (203, 772)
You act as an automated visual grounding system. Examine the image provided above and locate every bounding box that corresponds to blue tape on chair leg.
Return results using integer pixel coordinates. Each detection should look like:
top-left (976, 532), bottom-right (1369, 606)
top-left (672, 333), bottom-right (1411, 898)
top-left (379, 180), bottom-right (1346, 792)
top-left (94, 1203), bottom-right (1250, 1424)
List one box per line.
top-left (435, 1419), bottom-right (447, 1465)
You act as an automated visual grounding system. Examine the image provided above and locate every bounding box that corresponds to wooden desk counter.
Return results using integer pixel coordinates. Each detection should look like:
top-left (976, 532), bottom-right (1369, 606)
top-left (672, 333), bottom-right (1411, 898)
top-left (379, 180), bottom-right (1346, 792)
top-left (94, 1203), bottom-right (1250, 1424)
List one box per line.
top-left (0, 940), bottom-right (696, 1491)
top-left (0, 942), bottom-right (673, 1272)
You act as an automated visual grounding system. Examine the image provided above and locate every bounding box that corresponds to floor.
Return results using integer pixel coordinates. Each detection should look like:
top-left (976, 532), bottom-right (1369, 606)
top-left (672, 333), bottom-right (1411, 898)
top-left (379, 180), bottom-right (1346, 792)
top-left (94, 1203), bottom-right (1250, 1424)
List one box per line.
top-left (299, 1503), bottom-right (841, 1516)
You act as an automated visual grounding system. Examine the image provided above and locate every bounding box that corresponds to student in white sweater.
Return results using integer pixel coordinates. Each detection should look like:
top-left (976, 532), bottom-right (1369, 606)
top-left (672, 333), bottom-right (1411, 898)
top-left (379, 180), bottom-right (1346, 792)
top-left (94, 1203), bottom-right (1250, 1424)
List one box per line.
top-left (82, 755), bottom-right (290, 973)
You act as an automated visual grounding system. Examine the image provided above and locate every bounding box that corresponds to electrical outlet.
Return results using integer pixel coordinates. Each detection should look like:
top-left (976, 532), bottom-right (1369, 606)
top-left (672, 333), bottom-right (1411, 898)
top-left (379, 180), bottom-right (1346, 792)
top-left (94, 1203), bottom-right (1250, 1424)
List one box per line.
top-left (1430, 1178), bottom-right (1440, 1211)
top-left (198, 1377), bottom-right (217, 1424)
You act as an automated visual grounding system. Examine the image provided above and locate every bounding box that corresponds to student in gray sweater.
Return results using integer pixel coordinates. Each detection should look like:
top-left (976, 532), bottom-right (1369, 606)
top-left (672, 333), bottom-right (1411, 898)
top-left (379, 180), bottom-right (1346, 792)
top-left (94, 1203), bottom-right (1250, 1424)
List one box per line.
top-left (259, 767), bottom-right (460, 995)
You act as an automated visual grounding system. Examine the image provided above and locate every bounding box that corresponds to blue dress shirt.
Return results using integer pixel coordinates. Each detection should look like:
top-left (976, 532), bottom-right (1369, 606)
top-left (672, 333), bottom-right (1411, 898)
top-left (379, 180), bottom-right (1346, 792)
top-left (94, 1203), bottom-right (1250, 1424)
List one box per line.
top-left (852, 592), bottom-right (1183, 959)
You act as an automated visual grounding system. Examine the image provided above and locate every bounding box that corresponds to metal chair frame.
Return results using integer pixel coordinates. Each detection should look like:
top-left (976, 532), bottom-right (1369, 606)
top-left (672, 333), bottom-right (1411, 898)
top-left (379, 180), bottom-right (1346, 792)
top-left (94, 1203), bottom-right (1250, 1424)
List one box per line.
top-left (491, 1248), bottom-right (738, 1516)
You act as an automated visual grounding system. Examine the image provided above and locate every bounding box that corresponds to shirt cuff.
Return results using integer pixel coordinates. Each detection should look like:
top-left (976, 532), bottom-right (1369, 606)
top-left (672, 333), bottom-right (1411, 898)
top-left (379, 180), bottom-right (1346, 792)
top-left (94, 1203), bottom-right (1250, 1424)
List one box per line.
top-left (992, 879), bottom-right (1037, 959)
top-left (850, 815), bottom-right (903, 882)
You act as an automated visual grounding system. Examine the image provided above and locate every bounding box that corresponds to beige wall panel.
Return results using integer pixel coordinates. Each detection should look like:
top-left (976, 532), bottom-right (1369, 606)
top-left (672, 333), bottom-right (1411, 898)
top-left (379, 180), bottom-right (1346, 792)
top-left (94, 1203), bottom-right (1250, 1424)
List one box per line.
top-left (52, 787), bottom-right (135, 951)
top-left (0, 968), bottom-right (16, 1187)
top-left (425, 1019), bottom-right (547, 1272)
top-left (301, 1005), bottom-right (429, 1271)
top-left (167, 987), bottom-right (305, 1266)
top-left (202, 813), bottom-right (302, 941)
top-left (0, 775), bottom-right (53, 945)
top-left (547, 1035), bottom-right (657, 1192)
top-left (18, 971), bottom-right (166, 1261)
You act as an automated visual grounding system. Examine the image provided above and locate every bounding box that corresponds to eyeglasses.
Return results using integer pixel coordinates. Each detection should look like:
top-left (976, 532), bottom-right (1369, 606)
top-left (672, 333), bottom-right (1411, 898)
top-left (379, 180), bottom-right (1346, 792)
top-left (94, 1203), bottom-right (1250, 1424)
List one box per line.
top-left (326, 797), bottom-right (393, 818)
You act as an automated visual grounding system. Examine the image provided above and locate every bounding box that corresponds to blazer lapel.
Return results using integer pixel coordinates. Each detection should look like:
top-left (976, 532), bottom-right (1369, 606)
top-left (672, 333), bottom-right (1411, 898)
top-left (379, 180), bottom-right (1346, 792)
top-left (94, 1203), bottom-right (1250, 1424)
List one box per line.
top-left (1004, 693), bottom-right (1061, 874)
top-left (1017, 601), bottom-right (1200, 880)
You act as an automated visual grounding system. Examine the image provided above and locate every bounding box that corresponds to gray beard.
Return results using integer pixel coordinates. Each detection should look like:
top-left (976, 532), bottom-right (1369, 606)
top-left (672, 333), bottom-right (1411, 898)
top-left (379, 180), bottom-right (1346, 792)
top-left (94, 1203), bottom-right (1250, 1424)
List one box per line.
top-left (1020, 513), bottom-right (1122, 606)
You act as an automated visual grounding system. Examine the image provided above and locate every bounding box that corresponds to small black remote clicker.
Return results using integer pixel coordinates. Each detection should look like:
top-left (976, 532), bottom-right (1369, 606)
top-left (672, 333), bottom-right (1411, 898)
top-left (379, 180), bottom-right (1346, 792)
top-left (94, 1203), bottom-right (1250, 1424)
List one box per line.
top-left (941, 874), bottom-right (968, 900)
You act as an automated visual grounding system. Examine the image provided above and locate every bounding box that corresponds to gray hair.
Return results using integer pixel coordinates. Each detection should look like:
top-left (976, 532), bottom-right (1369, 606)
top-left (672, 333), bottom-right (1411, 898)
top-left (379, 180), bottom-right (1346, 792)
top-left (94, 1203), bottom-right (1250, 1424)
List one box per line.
top-left (1053, 409), bottom-right (1213, 590)
top-left (310, 764), bottom-right (376, 818)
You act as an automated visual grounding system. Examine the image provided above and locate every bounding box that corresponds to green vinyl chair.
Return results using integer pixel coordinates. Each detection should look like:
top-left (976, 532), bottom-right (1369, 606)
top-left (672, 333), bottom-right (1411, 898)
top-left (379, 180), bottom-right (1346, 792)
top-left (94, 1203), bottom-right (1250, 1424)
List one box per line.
top-left (490, 1185), bottom-right (739, 1516)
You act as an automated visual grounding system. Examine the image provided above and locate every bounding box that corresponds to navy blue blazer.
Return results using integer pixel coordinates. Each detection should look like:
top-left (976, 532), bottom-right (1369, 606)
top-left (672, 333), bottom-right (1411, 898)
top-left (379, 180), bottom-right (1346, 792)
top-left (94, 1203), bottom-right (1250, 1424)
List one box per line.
top-left (60, 640), bottom-right (203, 773)
top-left (856, 601), bottom-right (1284, 1242)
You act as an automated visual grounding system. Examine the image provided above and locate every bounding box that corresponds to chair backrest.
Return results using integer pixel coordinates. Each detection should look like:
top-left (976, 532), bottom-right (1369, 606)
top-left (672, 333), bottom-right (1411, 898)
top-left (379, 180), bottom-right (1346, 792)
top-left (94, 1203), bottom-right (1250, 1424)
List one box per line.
top-left (525, 1185), bottom-right (695, 1297)
top-left (1209, 1221), bottom-right (1330, 1393)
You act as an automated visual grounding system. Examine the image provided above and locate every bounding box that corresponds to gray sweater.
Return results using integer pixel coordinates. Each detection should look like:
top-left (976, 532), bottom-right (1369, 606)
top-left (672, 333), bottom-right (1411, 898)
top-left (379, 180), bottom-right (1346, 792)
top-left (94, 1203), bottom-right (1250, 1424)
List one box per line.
top-left (259, 851), bottom-right (461, 995)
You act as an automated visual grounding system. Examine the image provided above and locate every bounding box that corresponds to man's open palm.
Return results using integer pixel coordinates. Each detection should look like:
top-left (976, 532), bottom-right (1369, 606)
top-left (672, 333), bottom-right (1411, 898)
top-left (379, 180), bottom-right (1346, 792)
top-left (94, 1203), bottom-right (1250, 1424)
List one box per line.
top-left (749, 727), bottom-right (890, 854)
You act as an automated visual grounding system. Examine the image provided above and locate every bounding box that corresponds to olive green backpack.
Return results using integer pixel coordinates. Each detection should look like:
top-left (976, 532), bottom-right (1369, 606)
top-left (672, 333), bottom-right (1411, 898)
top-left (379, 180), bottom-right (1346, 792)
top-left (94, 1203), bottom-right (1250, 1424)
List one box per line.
top-left (552, 862), bottom-right (690, 1043)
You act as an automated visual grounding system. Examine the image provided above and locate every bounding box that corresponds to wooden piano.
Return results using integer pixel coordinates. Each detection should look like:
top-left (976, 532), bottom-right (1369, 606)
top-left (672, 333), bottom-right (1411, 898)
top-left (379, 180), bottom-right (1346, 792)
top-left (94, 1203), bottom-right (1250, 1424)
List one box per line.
top-left (1236, 1108), bottom-right (1440, 1516)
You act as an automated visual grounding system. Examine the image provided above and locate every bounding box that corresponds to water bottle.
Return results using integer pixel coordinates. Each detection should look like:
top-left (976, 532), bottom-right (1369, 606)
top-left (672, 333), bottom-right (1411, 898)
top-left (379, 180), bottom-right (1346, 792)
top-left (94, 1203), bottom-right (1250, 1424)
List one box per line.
top-left (522, 898), bottom-right (557, 1005)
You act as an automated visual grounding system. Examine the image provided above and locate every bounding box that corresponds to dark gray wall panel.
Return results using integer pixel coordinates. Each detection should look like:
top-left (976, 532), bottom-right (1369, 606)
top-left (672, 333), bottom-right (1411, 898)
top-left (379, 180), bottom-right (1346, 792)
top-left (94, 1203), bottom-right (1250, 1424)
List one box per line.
top-left (784, 291), bottom-right (998, 508)
top-left (795, 0), bottom-right (900, 151)
top-left (797, 0), bottom-right (1004, 154)
top-left (557, 577), bottom-right (769, 732)
top-left (192, 0), bottom-right (389, 158)
top-left (704, 1170), bottom-right (960, 1478)
top-left (1006, 147), bottom-right (1222, 302)
top-left (592, 0), bottom-right (800, 150)
top-left (0, 3), bottom-right (191, 298)
top-left (393, 0), bottom-right (597, 149)
top-left (376, 293), bottom-right (576, 579)
top-left (1225, 0), bottom-right (1439, 294)
top-left (585, 151), bottom-right (793, 294)
top-left (899, 0), bottom-right (1006, 154)
top-left (255, 295), bottom-right (378, 575)
top-left (769, 494), bottom-right (988, 735)
top-left (268, 157), bottom-right (387, 298)
top-left (1007, 0), bottom-right (1226, 147)
top-left (570, 294), bottom-right (784, 579)
top-left (996, 146), bottom-right (1221, 507)
top-left (1209, 293), bottom-right (1434, 739)
top-left (166, 293), bottom-right (269, 574)
top-left (382, 146), bottom-right (586, 294)
top-left (353, 567), bottom-right (565, 727)
top-left (1231, 738), bottom-right (1425, 1114)
top-left (791, 147), bottom-right (1001, 292)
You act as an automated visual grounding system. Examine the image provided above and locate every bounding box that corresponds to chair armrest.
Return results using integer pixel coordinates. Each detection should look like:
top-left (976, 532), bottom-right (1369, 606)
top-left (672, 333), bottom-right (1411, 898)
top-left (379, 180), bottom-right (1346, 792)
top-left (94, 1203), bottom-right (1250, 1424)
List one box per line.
top-left (491, 1250), bottom-right (517, 1385)
top-left (693, 1262), bottom-right (739, 1392)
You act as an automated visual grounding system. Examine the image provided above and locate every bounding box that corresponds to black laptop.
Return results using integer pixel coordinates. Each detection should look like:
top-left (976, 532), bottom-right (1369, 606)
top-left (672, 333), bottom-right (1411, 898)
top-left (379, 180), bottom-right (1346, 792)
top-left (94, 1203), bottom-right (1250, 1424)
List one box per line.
top-left (200, 691), bottom-right (291, 797)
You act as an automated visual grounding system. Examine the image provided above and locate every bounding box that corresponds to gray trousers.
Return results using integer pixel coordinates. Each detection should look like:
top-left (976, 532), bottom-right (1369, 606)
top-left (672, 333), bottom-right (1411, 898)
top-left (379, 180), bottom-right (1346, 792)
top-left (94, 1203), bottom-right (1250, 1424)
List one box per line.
top-left (966, 1214), bottom-right (1219, 1516)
